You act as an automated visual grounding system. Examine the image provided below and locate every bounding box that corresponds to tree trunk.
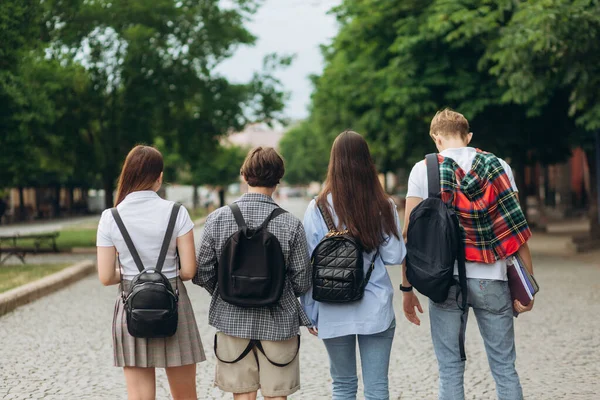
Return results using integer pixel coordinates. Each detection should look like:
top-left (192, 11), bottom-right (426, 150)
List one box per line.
top-left (68, 187), bottom-right (74, 214)
top-left (53, 185), bottom-right (61, 218)
top-left (18, 186), bottom-right (25, 221)
top-left (104, 177), bottom-right (115, 209)
top-left (218, 188), bottom-right (226, 208)
top-left (585, 137), bottom-right (600, 238)
top-left (513, 159), bottom-right (529, 222)
top-left (192, 185), bottom-right (199, 210)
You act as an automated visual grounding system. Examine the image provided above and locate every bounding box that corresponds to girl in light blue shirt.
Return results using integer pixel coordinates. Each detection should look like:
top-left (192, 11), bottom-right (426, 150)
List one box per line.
top-left (301, 130), bottom-right (406, 400)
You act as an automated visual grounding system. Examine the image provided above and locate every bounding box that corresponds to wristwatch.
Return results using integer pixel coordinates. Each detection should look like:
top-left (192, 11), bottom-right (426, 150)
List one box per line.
top-left (400, 285), bottom-right (413, 292)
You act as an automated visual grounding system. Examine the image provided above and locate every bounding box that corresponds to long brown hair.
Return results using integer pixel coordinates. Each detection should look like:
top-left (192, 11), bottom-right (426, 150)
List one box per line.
top-left (317, 131), bottom-right (399, 251)
top-left (115, 145), bottom-right (164, 206)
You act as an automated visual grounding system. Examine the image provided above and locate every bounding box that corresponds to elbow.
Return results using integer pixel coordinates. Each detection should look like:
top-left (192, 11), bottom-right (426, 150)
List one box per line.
top-left (180, 269), bottom-right (196, 281)
top-left (99, 275), bottom-right (114, 286)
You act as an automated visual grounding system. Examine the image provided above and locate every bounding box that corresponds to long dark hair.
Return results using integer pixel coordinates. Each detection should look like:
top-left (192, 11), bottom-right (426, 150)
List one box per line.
top-left (317, 131), bottom-right (399, 251)
top-left (115, 145), bottom-right (164, 206)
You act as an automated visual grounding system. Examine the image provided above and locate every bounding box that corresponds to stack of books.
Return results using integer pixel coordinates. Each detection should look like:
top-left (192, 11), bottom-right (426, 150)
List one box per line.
top-left (507, 254), bottom-right (540, 308)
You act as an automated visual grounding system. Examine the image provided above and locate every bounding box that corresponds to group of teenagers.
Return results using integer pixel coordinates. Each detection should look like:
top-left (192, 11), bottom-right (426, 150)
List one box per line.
top-left (96, 109), bottom-right (535, 400)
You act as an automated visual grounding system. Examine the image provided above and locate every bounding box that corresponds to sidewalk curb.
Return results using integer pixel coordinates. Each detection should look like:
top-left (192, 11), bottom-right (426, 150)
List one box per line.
top-left (0, 260), bottom-right (96, 317)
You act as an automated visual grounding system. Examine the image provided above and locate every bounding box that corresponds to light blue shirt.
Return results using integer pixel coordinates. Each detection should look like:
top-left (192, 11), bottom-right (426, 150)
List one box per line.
top-left (301, 197), bottom-right (406, 339)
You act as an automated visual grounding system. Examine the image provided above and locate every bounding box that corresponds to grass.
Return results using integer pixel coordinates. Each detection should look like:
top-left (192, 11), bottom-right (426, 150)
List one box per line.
top-left (0, 263), bottom-right (70, 293)
top-left (2, 228), bottom-right (97, 251)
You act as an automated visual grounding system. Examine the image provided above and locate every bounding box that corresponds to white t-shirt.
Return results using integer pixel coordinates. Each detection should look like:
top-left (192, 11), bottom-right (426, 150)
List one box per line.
top-left (406, 147), bottom-right (518, 281)
top-left (96, 190), bottom-right (194, 280)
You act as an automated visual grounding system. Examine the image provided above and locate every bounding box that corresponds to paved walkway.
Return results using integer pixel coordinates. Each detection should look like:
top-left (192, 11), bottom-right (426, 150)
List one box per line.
top-left (1, 199), bottom-right (599, 399)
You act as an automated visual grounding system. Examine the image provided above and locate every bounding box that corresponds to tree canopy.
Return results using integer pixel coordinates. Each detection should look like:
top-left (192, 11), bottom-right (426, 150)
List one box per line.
top-left (1, 0), bottom-right (289, 211)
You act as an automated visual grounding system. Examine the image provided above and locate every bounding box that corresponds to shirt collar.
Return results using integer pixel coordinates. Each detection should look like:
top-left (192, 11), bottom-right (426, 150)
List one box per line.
top-left (123, 190), bottom-right (160, 202)
top-left (236, 192), bottom-right (276, 204)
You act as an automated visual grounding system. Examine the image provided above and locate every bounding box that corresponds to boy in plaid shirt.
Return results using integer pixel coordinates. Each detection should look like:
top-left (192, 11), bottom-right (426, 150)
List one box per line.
top-left (402, 109), bottom-right (534, 400)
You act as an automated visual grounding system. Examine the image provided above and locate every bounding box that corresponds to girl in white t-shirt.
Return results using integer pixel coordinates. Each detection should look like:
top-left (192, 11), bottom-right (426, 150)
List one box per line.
top-left (97, 145), bottom-right (205, 400)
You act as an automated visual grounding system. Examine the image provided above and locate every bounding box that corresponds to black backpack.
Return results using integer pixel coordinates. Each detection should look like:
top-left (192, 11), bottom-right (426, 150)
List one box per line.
top-left (217, 203), bottom-right (287, 307)
top-left (405, 153), bottom-right (468, 360)
top-left (111, 203), bottom-right (180, 339)
top-left (311, 201), bottom-right (378, 303)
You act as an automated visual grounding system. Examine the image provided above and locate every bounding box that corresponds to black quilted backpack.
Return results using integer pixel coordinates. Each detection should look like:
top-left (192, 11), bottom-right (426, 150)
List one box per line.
top-left (111, 203), bottom-right (181, 338)
top-left (311, 201), bottom-right (378, 303)
top-left (217, 203), bottom-right (287, 307)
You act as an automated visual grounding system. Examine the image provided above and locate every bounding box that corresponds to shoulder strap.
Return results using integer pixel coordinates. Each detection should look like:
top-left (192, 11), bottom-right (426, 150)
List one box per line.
top-left (229, 203), bottom-right (247, 230)
top-left (453, 214), bottom-right (468, 362)
top-left (426, 153), bottom-right (441, 198)
top-left (360, 250), bottom-right (380, 291)
top-left (316, 200), bottom-right (336, 231)
top-left (111, 208), bottom-right (145, 273)
top-left (155, 203), bottom-right (181, 272)
top-left (259, 207), bottom-right (287, 230)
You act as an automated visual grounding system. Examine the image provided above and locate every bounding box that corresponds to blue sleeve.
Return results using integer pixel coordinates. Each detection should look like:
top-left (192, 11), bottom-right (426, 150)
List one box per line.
top-left (379, 202), bottom-right (406, 266)
top-left (300, 199), bottom-right (325, 328)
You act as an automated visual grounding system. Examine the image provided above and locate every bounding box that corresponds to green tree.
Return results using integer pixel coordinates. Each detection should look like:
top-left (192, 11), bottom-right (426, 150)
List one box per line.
top-left (279, 120), bottom-right (330, 185)
top-left (45, 0), bottom-right (288, 208)
top-left (192, 143), bottom-right (247, 208)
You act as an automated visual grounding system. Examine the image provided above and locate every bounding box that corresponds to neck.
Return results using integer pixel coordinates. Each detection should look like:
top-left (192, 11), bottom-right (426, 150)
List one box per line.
top-left (247, 186), bottom-right (275, 197)
top-left (439, 138), bottom-right (469, 152)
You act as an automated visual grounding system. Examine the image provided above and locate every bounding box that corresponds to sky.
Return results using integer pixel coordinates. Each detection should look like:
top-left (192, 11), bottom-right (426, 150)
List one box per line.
top-left (217, 0), bottom-right (342, 120)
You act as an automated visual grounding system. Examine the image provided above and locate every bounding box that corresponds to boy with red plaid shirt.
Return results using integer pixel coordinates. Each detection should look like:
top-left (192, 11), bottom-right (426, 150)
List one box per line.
top-left (402, 109), bottom-right (534, 400)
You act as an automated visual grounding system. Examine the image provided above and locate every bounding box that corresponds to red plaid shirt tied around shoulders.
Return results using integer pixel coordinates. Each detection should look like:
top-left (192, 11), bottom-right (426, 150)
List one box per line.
top-left (433, 150), bottom-right (531, 264)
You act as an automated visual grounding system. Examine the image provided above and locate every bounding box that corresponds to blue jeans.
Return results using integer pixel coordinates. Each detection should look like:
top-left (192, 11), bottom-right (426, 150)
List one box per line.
top-left (429, 279), bottom-right (523, 400)
top-left (322, 321), bottom-right (395, 400)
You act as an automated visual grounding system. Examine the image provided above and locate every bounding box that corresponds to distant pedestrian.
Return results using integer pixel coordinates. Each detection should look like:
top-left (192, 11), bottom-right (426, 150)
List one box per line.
top-left (96, 145), bottom-right (205, 400)
top-left (402, 109), bottom-right (534, 400)
top-left (302, 131), bottom-right (405, 400)
top-left (195, 146), bottom-right (311, 400)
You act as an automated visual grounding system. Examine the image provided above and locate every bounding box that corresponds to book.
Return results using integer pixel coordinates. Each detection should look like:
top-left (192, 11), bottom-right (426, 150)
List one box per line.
top-left (507, 254), bottom-right (539, 308)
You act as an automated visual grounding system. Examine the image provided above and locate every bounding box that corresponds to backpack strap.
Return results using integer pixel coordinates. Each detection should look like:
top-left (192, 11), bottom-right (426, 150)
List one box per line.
top-left (259, 207), bottom-right (288, 230)
top-left (316, 200), bottom-right (336, 232)
top-left (155, 203), bottom-right (181, 273)
top-left (426, 153), bottom-right (441, 198)
top-left (453, 214), bottom-right (468, 362)
top-left (361, 250), bottom-right (380, 291)
top-left (214, 335), bottom-right (300, 368)
top-left (229, 203), bottom-right (247, 230)
top-left (111, 208), bottom-right (145, 273)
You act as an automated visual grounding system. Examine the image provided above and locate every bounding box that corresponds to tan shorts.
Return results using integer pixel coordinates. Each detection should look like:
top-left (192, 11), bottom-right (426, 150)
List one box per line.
top-left (214, 332), bottom-right (300, 397)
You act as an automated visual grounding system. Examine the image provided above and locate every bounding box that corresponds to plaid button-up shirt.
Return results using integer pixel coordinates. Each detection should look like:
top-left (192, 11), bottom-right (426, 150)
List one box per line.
top-left (437, 150), bottom-right (532, 264)
top-left (193, 193), bottom-right (312, 341)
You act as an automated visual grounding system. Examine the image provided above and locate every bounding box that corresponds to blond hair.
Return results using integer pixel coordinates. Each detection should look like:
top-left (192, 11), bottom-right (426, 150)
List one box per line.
top-left (430, 108), bottom-right (470, 140)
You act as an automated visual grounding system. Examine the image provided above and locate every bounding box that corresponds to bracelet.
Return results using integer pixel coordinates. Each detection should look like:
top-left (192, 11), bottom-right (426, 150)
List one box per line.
top-left (400, 285), bottom-right (413, 292)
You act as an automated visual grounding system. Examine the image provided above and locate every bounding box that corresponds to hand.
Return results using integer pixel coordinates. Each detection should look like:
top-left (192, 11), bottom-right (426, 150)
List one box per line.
top-left (308, 327), bottom-right (318, 336)
top-left (403, 291), bottom-right (424, 326)
top-left (514, 298), bottom-right (534, 314)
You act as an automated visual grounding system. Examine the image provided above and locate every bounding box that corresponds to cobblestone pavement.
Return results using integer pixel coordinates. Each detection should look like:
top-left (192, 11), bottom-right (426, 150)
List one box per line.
top-left (1, 199), bottom-right (599, 399)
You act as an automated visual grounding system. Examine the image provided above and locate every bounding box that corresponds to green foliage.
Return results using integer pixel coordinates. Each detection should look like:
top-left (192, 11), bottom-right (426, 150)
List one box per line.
top-left (279, 121), bottom-right (330, 185)
top-left (192, 144), bottom-right (247, 188)
top-left (302, 0), bottom-right (598, 175)
top-left (1, 0), bottom-right (289, 214)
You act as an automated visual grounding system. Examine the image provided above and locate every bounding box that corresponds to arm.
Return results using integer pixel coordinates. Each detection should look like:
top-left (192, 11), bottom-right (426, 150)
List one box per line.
top-left (287, 221), bottom-right (312, 297)
top-left (96, 210), bottom-right (119, 286)
top-left (379, 202), bottom-right (406, 266)
top-left (177, 230), bottom-right (196, 281)
top-left (193, 215), bottom-right (218, 294)
top-left (402, 196), bottom-right (424, 325)
top-left (97, 247), bottom-right (120, 286)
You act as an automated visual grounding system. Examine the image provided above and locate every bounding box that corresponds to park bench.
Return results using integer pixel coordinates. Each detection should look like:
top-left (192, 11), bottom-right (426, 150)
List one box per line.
top-left (0, 232), bottom-right (60, 265)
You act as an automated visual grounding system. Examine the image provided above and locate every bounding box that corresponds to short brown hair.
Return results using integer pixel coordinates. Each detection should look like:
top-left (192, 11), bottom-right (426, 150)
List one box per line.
top-left (430, 108), bottom-right (470, 140)
top-left (240, 147), bottom-right (285, 187)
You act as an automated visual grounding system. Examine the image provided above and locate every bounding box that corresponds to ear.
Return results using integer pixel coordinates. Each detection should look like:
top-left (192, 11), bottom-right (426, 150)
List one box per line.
top-left (466, 132), bottom-right (473, 145)
top-left (433, 134), bottom-right (443, 148)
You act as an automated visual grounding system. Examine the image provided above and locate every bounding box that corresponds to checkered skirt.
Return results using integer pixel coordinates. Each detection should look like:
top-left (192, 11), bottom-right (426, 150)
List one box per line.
top-left (112, 278), bottom-right (206, 368)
